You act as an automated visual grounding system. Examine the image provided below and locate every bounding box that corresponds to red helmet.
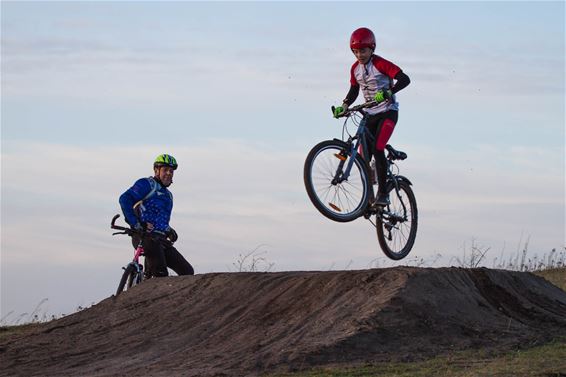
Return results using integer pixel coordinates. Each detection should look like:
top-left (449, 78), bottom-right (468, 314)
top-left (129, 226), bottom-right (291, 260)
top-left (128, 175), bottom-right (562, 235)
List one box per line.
top-left (350, 27), bottom-right (376, 50)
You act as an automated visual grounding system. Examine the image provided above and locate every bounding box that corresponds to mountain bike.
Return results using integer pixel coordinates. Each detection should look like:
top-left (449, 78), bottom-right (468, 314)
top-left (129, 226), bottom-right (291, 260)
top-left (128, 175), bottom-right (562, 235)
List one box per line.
top-left (111, 214), bottom-right (146, 296)
top-left (303, 100), bottom-right (418, 260)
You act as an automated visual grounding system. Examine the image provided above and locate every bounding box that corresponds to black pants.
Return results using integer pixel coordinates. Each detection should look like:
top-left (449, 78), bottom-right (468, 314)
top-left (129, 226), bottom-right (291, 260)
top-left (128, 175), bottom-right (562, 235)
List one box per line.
top-left (365, 110), bottom-right (399, 195)
top-left (132, 234), bottom-right (194, 277)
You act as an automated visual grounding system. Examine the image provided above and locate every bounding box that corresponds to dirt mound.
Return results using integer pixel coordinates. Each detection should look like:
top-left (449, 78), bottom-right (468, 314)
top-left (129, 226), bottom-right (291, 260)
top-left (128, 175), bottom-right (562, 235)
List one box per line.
top-left (1, 267), bottom-right (565, 376)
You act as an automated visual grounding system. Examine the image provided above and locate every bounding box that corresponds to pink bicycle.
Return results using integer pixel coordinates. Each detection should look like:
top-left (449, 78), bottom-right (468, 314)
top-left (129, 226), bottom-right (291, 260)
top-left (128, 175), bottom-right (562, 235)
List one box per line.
top-left (111, 214), bottom-right (146, 296)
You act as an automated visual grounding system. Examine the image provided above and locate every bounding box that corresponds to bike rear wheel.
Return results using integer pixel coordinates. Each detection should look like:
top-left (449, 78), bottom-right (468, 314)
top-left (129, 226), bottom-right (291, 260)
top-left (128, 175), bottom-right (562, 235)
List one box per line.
top-left (376, 179), bottom-right (418, 260)
top-left (304, 140), bottom-right (371, 222)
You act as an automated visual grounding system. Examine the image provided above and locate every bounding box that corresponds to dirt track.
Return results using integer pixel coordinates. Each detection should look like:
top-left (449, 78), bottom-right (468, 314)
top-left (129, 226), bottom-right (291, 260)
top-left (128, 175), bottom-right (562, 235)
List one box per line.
top-left (1, 267), bottom-right (565, 376)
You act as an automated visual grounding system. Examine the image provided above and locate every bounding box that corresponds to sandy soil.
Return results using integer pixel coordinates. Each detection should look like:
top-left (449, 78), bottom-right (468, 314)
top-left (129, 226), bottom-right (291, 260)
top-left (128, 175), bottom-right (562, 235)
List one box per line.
top-left (1, 267), bottom-right (565, 376)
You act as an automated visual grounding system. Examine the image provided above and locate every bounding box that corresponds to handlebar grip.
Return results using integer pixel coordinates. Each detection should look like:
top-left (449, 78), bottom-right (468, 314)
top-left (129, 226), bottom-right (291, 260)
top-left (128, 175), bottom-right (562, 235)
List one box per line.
top-left (331, 106), bottom-right (336, 116)
top-left (111, 214), bottom-right (120, 227)
top-left (111, 214), bottom-right (130, 232)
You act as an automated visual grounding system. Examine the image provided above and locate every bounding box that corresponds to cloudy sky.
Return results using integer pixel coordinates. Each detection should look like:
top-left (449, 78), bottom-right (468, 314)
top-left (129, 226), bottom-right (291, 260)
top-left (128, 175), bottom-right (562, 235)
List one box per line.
top-left (1, 1), bottom-right (564, 320)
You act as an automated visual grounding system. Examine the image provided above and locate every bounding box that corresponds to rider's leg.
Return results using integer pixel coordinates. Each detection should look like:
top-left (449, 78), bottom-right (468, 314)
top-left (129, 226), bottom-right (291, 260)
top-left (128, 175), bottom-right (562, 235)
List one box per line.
top-left (372, 111), bottom-right (399, 205)
top-left (365, 113), bottom-right (386, 200)
top-left (142, 237), bottom-right (169, 277)
top-left (163, 245), bottom-right (194, 276)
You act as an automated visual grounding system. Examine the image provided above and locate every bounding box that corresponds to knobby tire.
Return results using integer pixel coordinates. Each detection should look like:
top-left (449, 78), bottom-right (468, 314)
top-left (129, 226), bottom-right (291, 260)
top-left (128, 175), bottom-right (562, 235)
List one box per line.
top-left (116, 264), bottom-right (135, 296)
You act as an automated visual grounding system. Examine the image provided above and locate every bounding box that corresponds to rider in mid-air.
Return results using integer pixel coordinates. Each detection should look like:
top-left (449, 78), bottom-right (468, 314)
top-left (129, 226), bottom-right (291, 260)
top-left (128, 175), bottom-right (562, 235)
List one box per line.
top-left (119, 154), bottom-right (194, 277)
top-left (333, 27), bottom-right (411, 206)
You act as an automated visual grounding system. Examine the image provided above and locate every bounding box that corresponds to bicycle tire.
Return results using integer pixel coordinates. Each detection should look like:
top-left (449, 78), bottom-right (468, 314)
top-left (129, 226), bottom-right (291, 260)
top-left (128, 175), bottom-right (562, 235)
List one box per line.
top-left (376, 179), bottom-right (418, 260)
top-left (127, 266), bottom-right (143, 288)
top-left (126, 270), bottom-right (136, 289)
top-left (304, 139), bottom-right (371, 222)
top-left (116, 264), bottom-right (135, 296)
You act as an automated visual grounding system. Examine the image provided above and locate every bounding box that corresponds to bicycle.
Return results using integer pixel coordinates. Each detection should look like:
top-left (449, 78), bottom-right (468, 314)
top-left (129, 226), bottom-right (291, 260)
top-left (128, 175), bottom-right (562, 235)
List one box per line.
top-left (303, 100), bottom-right (418, 260)
top-left (111, 214), bottom-right (146, 296)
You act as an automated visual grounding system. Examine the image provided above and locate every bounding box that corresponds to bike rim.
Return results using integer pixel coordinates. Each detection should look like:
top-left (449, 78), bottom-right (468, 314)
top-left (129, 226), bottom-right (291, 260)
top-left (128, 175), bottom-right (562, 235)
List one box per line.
top-left (309, 145), bottom-right (368, 218)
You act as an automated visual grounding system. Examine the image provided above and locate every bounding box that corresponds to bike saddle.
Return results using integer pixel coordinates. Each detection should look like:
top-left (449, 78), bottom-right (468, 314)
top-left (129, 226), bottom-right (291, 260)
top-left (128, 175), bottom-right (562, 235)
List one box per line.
top-left (385, 144), bottom-right (407, 160)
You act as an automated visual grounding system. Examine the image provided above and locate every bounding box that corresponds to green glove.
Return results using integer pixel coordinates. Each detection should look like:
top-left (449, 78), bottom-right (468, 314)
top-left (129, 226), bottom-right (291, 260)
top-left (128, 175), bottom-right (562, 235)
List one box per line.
top-left (374, 89), bottom-right (392, 103)
top-left (333, 106), bottom-right (346, 118)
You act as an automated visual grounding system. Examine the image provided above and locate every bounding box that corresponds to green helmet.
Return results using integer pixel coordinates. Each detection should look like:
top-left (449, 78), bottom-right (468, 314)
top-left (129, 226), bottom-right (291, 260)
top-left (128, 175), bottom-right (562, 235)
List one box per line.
top-left (154, 154), bottom-right (178, 170)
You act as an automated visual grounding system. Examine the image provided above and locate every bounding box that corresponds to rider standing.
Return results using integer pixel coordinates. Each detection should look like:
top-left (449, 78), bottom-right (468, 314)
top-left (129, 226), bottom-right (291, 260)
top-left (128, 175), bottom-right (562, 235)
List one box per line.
top-left (119, 154), bottom-right (194, 277)
top-left (333, 27), bottom-right (411, 206)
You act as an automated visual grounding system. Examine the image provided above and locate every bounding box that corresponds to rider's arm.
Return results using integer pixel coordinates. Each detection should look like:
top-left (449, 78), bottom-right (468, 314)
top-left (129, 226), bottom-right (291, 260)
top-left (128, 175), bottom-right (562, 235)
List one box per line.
top-left (119, 178), bottom-right (152, 227)
top-left (343, 62), bottom-right (361, 107)
top-left (343, 84), bottom-right (360, 107)
top-left (392, 71), bottom-right (410, 94)
top-left (373, 56), bottom-right (410, 94)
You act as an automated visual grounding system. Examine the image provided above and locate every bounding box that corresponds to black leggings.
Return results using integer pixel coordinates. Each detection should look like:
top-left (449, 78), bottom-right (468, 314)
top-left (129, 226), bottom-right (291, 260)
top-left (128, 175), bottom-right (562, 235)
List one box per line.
top-left (366, 110), bottom-right (399, 195)
top-left (132, 234), bottom-right (194, 277)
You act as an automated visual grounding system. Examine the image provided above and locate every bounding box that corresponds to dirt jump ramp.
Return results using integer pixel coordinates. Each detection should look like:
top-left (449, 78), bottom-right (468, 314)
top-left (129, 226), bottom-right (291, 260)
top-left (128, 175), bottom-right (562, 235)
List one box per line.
top-left (1, 267), bottom-right (565, 376)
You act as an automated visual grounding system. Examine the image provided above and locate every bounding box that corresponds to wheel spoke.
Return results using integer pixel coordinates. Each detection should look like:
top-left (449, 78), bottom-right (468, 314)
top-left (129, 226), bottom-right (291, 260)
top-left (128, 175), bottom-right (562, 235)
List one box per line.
top-left (305, 142), bottom-right (368, 221)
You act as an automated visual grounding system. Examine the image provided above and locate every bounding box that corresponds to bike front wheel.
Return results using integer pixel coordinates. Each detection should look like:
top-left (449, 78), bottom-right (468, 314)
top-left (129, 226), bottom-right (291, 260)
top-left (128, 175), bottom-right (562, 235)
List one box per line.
top-left (304, 140), bottom-right (370, 222)
top-left (116, 264), bottom-right (142, 296)
top-left (126, 267), bottom-right (142, 289)
top-left (376, 179), bottom-right (418, 260)
top-left (116, 264), bottom-right (133, 296)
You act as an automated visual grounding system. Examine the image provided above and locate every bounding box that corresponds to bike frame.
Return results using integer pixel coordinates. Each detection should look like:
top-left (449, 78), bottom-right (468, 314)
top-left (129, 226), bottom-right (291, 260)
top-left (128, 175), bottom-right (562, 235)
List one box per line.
top-left (111, 214), bottom-right (145, 284)
top-left (340, 115), bottom-right (373, 182)
top-left (128, 239), bottom-right (145, 277)
top-left (334, 103), bottom-right (409, 220)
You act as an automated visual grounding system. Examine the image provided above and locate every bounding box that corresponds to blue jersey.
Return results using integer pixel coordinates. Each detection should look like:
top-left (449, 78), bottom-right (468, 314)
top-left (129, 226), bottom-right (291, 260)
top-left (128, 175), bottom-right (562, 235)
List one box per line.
top-left (119, 177), bottom-right (173, 232)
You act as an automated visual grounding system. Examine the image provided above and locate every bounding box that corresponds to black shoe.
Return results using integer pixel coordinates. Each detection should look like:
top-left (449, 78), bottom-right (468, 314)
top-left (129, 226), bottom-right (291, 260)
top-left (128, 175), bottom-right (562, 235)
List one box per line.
top-left (375, 193), bottom-right (390, 206)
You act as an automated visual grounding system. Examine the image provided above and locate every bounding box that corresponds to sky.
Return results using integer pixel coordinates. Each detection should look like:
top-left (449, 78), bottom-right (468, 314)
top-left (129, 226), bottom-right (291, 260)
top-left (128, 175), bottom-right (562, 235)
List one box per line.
top-left (1, 1), bottom-right (564, 321)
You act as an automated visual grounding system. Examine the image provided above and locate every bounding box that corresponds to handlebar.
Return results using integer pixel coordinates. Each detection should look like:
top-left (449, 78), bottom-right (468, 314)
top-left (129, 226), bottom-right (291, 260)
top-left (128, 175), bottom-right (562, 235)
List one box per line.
top-left (331, 100), bottom-right (381, 118)
top-left (111, 214), bottom-right (171, 242)
top-left (111, 214), bottom-right (139, 236)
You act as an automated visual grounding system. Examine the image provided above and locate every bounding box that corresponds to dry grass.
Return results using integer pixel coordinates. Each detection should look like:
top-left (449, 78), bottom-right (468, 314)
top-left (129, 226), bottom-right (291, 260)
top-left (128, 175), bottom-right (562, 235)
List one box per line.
top-left (272, 340), bottom-right (566, 377)
top-left (535, 267), bottom-right (566, 291)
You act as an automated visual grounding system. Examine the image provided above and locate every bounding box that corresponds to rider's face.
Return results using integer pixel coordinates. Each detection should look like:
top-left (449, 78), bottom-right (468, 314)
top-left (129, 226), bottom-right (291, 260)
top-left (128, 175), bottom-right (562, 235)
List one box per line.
top-left (352, 47), bottom-right (373, 64)
top-left (155, 166), bottom-right (175, 187)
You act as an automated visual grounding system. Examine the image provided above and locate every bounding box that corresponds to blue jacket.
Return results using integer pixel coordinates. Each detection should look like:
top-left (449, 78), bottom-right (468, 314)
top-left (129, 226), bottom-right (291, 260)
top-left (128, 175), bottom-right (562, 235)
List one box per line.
top-left (119, 177), bottom-right (173, 233)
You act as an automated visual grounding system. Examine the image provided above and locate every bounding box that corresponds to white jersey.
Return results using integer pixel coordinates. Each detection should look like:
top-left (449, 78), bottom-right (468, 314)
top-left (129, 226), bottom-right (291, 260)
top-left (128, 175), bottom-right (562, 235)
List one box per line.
top-left (350, 55), bottom-right (401, 115)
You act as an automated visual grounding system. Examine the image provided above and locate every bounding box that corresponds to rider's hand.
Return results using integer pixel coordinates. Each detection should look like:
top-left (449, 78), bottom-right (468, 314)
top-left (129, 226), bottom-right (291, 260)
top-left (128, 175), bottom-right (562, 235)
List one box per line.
top-left (133, 222), bottom-right (153, 232)
top-left (333, 105), bottom-right (347, 118)
top-left (166, 227), bottom-right (178, 243)
top-left (373, 89), bottom-right (392, 103)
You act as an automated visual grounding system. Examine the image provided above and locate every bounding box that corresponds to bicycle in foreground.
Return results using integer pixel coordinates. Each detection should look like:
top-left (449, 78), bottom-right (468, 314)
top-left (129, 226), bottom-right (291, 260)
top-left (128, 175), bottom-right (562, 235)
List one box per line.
top-left (303, 101), bottom-right (418, 260)
top-left (111, 214), bottom-right (147, 296)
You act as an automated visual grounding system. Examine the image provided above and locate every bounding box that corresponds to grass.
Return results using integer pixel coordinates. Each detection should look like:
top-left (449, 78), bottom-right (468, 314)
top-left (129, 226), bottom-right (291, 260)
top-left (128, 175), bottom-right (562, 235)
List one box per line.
top-left (270, 340), bottom-right (566, 377)
top-left (0, 323), bottom-right (42, 341)
top-left (535, 267), bottom-right (566, 291)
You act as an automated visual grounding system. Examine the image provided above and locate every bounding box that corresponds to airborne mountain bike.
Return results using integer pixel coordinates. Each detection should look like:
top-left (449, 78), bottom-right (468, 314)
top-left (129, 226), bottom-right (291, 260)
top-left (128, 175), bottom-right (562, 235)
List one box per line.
top-left (303, 100), bottom-right (418, 260)
top-left (111, 214), bottom-right (147, 296)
